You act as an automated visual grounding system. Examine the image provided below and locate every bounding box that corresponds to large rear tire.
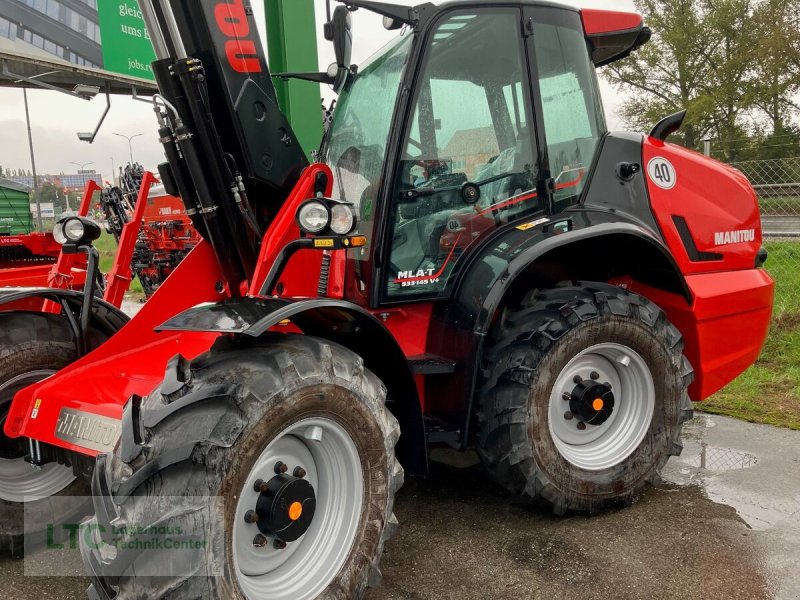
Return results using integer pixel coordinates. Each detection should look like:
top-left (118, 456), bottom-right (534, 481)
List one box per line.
top-left (83, 335), bottom-right (402, 599)
top-left (0, 312), bottom-right (91, 556)
top-left (477, 283), bottom-right (694, 514)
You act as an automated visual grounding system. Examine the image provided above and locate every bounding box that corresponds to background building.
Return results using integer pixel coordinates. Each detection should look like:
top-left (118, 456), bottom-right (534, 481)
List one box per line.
top-left (0, 0), bottom-right (102, 69)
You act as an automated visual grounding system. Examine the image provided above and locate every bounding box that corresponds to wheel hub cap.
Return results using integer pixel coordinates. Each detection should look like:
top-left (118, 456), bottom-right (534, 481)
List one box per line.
top-left (255, 475), bottom-right (316, 542)
top-left (570, 380), bottom-right (615, 426)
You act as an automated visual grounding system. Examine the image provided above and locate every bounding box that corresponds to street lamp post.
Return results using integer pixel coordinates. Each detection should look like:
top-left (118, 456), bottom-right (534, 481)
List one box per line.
top-left (23, 88), bottom-right (43, 231)
top-left (113, 132), bottom-right (143, 165)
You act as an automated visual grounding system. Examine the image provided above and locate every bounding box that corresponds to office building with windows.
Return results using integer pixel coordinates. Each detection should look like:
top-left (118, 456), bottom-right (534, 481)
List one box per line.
top-left (6, 170), bottom-right (103, 193)
top-left (0, 0), bottom-right (102, 69)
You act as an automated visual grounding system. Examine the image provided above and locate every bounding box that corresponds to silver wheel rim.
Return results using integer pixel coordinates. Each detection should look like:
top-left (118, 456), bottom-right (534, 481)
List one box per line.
top-left (548, 343), bottom-right (655, 471)
top-left (233, 417), bottom-right (364, 600)
top-left (0, 370), bottom-right (76, 502)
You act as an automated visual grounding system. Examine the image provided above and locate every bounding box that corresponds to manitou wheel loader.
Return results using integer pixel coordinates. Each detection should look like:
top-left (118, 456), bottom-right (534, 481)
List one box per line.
top-left (1, 1), bottom-right (773, 597)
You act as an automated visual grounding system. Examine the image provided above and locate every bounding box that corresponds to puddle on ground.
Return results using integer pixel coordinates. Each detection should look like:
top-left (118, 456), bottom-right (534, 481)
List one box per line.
top-left (686, 443), bottom-right (759, 472)
top-left (665, 417), bottom-right (800, 532)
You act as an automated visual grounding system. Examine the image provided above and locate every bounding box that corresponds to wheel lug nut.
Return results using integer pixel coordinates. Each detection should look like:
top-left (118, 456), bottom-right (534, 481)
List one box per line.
top-left (604, 382), bottom-right (612, 389)
top-left (253, 478), bottom-right (269, 493)
top-left (244, 510), bottom-right (259, 524)
top-left (273, 539), bottom-right (287, 550)
top-left (573, 375), bottom-right (582, 384)
top-left (293, 466), bottom-right (306, 478)
top-left (562, 392), bottom-right (571, 402)
top-left (577, 422), bottom-right (587, 431)
top-left (274, 461), bottom-right (288, 475)
top-left (564, 411), bottom-right (574, 420)
top-left (253, 534), bottom-right (268, 548)
top-left (590, 371), bottom-right (600, 380)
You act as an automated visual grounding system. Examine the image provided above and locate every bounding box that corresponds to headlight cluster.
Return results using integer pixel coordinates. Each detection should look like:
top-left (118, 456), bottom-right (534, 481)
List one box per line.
top-left (53, 216), bottom-right (102, 246)
top-left (296, 199), bottom-right (357, 236)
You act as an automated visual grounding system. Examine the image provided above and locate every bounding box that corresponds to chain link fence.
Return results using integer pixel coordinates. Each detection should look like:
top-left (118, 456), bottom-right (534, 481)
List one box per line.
top-left (712, 142), bottom-right (800, 317)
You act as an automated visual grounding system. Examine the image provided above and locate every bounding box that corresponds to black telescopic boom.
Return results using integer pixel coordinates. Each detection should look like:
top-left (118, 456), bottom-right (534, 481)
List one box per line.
top-left (139, 0), bottom-right (309, 291)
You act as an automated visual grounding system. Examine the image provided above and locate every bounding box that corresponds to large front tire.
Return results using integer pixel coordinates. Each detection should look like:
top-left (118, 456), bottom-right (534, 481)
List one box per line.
top-left (0, 312), bottom-right (90, 556)
top-left (84, 335), bottom-right (402, 600)
top-left (477, 283), bottom-right (694, 514)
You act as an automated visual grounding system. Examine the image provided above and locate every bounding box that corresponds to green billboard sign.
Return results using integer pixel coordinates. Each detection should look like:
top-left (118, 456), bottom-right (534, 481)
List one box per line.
top-left (96, 1), bottom-right (157, 80)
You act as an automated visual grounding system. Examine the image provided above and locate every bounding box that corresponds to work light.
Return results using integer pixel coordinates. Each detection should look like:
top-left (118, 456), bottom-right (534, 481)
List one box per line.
top-left (297, 201), bottom-right (331, 234)
top-left (53, 216), bottom-right (102, 246)
top-left (330, 203), bottom-right (357, 235)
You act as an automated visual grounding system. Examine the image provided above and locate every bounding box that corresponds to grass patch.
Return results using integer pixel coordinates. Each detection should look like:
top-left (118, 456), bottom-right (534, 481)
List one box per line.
top-left (95, 231), bottom-right (144, 295)
top-left (699, 240), bottom-right (800, 430)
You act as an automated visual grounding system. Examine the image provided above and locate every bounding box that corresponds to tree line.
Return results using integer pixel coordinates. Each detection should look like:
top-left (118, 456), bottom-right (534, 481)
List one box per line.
top-left (604, 0), bottom-right (800, 162)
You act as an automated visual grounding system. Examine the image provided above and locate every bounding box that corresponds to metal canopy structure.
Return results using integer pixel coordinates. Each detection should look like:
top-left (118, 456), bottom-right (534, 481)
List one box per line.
top-left (0, 49), bottom-right (157, 98)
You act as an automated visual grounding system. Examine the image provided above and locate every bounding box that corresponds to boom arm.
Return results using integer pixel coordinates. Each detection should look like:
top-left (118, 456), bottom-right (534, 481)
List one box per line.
top-left (139, 0), bottom-right (310, 291)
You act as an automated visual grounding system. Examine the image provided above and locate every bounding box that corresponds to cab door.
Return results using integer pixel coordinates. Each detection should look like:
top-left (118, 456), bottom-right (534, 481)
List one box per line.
top-left (381, 7), bottom-right (544, 303)
top-left (522, 5), bottom-right (608, 212)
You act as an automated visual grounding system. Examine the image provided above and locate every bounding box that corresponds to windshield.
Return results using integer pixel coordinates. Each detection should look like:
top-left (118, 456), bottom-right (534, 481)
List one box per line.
top-left (323, 35), bottom-right (412, 246)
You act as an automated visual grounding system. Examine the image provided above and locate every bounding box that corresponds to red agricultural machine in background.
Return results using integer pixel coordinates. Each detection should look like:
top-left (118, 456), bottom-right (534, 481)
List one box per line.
top-left (0, 183), bottom-right (102, 290)
top-left (0, 1), bottom-right (774, 598)
top-left (100, 163), bottom-right (200, 297)
top-left (0, 233), bottom-right (61, 269)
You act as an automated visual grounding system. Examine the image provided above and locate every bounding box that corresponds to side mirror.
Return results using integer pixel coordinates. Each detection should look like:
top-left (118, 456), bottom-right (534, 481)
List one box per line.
top-left (331, 6), bottom-right (353, 93)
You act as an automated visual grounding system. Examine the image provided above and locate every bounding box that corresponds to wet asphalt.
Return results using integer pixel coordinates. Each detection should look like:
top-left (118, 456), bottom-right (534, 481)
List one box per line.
top-left (3, 413), bottom-right (798, 599)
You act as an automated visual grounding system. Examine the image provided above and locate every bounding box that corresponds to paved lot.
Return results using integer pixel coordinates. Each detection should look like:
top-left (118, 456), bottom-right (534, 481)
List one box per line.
top-left (3, 414), bottom-right (799, 599)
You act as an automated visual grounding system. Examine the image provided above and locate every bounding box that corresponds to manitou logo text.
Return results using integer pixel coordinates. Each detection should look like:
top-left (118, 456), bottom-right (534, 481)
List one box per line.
top-left (714, 229), bottom-right (755, 246)
top-left (215, 0), bottom-right (262, 73)
top-left (54, 408), bottom-right (121, 453)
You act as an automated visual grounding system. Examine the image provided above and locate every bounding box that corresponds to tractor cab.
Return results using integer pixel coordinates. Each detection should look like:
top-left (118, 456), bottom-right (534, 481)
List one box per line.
top-left (321, 1), bottom-right (641, 304)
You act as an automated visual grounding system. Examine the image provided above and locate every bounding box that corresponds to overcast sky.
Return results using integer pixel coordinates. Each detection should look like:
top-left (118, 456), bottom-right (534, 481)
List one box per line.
top-left (0, 0), bottom-right (635, 181)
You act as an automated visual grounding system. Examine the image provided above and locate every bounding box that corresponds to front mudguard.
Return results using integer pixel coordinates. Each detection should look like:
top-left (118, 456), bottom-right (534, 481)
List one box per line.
top-left (159, 297), bottom-right (428, 476)
top-left (0, 287), bottom-right (129, 356)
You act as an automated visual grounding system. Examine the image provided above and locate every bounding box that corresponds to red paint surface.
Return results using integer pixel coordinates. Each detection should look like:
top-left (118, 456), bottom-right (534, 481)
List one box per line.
top-left (643, 139), bottom-right (762, 273)
top-left (629, 269), bottom-right (773, 401)
top-left (580, 9), bottom-right (643, 35)
top-left (4, 241), bottom-right (225, 453)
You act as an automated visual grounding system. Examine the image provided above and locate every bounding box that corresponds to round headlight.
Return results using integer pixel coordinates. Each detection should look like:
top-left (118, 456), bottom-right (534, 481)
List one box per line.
top-left (297, 201), bottom-right (331, 234)
top-left (52, 222), bottom-right (67, 245)
top-left (330, 203), bottom-right (356, 235)
top-left (63, 218), bottom-right (86, 243)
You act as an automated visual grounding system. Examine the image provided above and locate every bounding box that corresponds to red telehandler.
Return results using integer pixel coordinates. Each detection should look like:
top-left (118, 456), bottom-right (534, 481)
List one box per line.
top-left (1, 1), bottom-right (774, 597)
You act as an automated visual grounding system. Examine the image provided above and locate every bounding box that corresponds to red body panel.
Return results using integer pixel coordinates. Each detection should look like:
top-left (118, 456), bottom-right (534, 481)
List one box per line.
top-left (249, 164), bottom-right (334, 297)
top-left (629, 269), bottom-right (773, 401)
top-left (370, 303), bottom-right (436, 411)
top-left (4, 241), bottom-right (225, 453)
top-left (643, 139), bottom-right (762, 273)
top-left (580, 9), bottom-right (643, 35)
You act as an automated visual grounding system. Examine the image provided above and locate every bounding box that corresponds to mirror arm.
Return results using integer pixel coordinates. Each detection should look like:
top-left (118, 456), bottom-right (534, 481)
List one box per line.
top-left (337, 0), bottom-right (430, 27)
top-left (273, 72), bottom-right (336, 85)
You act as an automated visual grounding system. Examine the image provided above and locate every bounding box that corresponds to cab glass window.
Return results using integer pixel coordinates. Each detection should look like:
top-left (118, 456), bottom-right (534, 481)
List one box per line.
top-left (323, 35), bottom-right (413, 258)
top-left (386, 10), bottom-right (539, 299)
top-left (532, 14), bottom-right (606, 209)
